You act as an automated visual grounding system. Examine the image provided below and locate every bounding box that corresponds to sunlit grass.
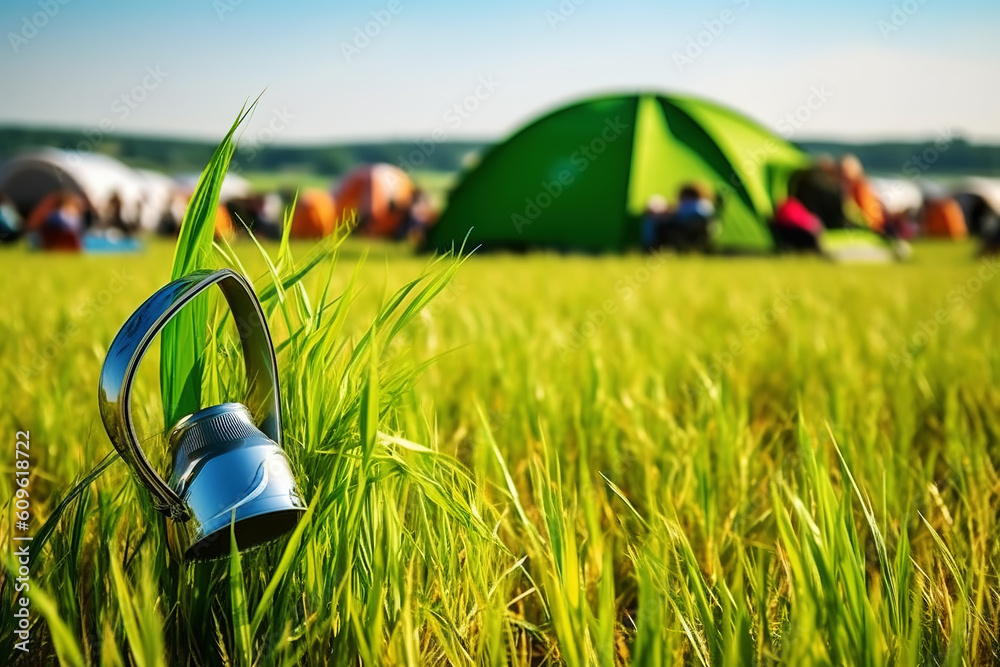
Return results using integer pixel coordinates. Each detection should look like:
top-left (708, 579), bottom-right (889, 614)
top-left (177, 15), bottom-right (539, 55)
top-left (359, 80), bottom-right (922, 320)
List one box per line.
top-left (0, 132), bottom-right (997, 664)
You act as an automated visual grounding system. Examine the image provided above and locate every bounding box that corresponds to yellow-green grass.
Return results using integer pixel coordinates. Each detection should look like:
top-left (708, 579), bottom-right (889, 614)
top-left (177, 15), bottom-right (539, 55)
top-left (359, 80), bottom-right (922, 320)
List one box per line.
top-left (1, 237), bottom-right (998, 665)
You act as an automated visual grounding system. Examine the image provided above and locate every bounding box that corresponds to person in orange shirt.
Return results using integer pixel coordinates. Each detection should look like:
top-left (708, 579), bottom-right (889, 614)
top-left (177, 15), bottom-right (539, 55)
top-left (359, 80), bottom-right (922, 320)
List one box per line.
top-left (839, 154), bottom-right (886, 233)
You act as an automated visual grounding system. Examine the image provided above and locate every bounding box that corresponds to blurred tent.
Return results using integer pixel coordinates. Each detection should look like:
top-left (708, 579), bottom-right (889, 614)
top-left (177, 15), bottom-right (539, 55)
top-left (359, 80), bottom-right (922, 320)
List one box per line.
top-left (425, 92), bottom-right (809, 253)
top-left (912, 180), bottom-right (966, 240)
top-left (922, 198), bottom-right (967, 239)
top-left (173, 172), bottom-right (249, 240)
top-left (175, 172), bottom-right (251, 202)
top-left (820, 228), bottom-right (900, 263)
top-left (916, 179), bottom-right (948, 202)
top-left (870, 177), bottom-right (922, 216)
top-left (156, 194), bottom-right (236, 241)
top-left (334, 163), bottom-right (415, 237)
top-left (0, 149), bottom-right (159, 226)
top-left (290, 189), bottom-right (338, 238)
top-left (952, 177), bottom-right (1000, 237)
top-left (213, 203), bottom-right (235, 241)
top-left (134, 169), bottom-right (177, 232)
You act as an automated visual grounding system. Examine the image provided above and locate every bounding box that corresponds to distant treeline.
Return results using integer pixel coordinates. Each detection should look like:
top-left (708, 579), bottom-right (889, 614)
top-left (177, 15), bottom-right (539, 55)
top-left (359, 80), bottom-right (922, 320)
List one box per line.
top-left (1, 126), bottom-right (998, 177)
top-left (799, 136), bottom-right (1000, 177)
top-left (0, 126), bottom-right (486, 177)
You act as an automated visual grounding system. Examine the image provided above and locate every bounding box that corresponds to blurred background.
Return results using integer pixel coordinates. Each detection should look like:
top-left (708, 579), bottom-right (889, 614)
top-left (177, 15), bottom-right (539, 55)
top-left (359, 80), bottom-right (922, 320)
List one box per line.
top-left (1, 0), bottom-right (998, 255)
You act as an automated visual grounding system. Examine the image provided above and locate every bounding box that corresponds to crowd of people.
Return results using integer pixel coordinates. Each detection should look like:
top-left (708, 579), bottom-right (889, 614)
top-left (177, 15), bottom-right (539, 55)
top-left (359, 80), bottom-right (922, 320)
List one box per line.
top-left (640, 153), bottom-right (993, 256)
top-left (0, 186), bottom-right (438, 252)
top-left (0, 154), bottom-right (442, 252)
top-left (0, 189), bottom-right (154, 251)
top-left (3, 151), bottom-right (996, 256)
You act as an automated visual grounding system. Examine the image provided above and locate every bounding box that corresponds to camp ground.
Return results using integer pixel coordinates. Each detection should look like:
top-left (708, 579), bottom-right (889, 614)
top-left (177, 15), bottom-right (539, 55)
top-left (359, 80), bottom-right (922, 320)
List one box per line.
top-left (425, 92), bottom-right (896, 258)
top-left (2, 2), bottom-right (999, 666)
top-left (0, 93), bottom-right (979, 259)
top-left (427, 92), bottom-right (808, 253)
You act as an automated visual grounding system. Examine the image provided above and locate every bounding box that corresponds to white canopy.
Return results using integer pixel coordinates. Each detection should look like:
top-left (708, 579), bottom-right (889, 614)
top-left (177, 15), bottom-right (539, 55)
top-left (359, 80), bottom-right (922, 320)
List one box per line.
top-left (134, 169), bottom-right (178, 231)
top-left (0, 149), bottom-right (175, 230)
top-left (952, 177), bottom-right (1000, 214)
top-left (869, 177), bottom-right (923, 215)
top-left (174, 172), bottom-right (251, 202)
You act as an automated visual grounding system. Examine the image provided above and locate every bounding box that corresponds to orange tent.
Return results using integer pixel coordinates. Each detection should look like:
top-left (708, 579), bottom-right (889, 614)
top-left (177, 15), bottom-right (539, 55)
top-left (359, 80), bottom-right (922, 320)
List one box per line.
top-left (923, 198), bottom-right (967, 239)
top-left (290, 189), bottom-right (337, 238)
top-left (214, 204), bottom-right (235, 240)
top-left (177, 197), bottom-right (234, 240)
top-left (334, 164), bottom-right (415, 238)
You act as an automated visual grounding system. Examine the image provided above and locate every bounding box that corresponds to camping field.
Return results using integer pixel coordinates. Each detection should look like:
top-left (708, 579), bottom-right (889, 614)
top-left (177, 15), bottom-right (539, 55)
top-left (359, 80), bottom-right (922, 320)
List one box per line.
top-left (1, 237), bottom-right (999, 665)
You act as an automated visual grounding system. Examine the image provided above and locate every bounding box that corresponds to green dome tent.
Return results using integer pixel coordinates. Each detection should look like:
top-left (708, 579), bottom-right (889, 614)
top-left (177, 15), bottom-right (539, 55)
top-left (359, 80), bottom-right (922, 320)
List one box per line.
top-left (426, 92), bottom-right (810, 253)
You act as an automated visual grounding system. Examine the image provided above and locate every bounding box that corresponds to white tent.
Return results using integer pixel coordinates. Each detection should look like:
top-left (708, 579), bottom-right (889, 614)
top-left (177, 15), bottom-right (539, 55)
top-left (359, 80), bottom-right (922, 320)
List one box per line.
top-left (952, 177), bottom-right (1000, 214)
top-left (174, 172), bottom-right (251, 202)
top-left (0, 149), bottom-right (174, 229)
top-left (869, 177), bottom-right (923, 215)
top-left (134, 169), bottom-right (177, 231)
top-left (952, 177), bottom-right (1000, 236)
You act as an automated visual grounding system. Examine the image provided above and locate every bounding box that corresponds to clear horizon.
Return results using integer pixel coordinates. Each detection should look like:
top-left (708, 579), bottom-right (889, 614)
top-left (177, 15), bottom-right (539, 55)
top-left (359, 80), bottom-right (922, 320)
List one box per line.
top-left (2, 0), bottom-right (999, 144)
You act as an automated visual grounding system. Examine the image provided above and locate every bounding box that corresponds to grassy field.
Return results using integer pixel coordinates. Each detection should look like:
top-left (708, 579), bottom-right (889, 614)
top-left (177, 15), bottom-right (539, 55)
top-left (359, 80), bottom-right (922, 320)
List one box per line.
top-left (1, 236), bottom-right (998, 665)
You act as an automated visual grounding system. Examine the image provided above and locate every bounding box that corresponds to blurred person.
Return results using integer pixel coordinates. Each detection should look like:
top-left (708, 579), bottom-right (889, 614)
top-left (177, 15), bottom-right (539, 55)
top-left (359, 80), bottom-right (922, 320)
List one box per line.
top-left (789, 155), bottom-right (851, 229)
top-left (675, 183), bottom-right (715, 224)
top-left (978, 204), bottom-right (1000, 255)
top-left (641, 194), bottom-right (668, 250)
top-left (401, 188), bottom-right (438, 243)
top-left (659, 183), bottom-right (714, 252)
top-left (0, 194), bottom-right (23, 241)
top-left (35, 192), bottom-right (85, 251)
top-left (839, 154), bottom-right (886, 232)
top-left (770, 195), bottom-right (823, 252)
top-left (882, 208), bottom-right (919, 240)
top-left (258, 192), bottom-right (284, 239)
top-left (225, 197), bottom-right (251, 235)
top-left (103, 192), bottom-right (137, 237)
top-left (981, 222), bottom-right (1000, 256)
top-left (157, 194), bottom-right (188, 236)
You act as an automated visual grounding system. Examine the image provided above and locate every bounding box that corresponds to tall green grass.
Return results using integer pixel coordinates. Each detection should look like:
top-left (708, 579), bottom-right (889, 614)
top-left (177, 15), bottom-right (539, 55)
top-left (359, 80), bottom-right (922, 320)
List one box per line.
top-left (0, 122), bottom-right (998, 664)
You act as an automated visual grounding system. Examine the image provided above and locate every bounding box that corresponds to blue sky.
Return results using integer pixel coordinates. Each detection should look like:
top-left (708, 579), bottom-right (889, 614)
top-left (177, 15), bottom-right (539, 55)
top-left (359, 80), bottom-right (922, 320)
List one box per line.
top-left (1, 0), bottom-right (998, 143)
